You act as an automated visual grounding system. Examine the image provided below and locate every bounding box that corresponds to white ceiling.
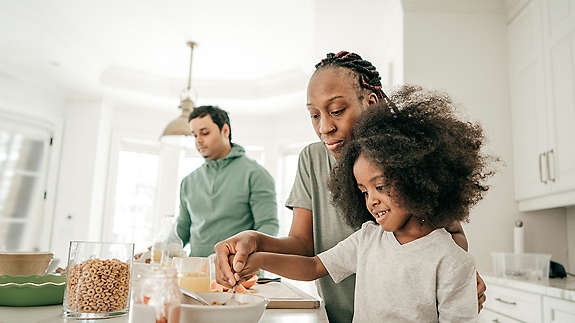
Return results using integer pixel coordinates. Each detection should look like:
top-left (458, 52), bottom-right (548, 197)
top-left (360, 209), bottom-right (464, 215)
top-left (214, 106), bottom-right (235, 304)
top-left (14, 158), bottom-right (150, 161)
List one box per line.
top-left (0, 0), bottom-right (315, 113)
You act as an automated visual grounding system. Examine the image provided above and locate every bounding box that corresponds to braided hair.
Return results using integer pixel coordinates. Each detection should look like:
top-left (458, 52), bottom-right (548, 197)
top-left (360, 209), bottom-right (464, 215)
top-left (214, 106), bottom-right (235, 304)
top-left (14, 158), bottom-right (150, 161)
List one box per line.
top-left (315, 51), bottom-right (396, 108)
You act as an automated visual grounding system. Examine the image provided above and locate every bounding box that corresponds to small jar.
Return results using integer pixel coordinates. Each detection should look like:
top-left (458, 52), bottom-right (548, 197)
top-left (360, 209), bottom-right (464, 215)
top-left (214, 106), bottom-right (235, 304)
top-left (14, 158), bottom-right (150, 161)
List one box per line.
top-left (130, 264), bottom-right (181, 323)
top-left (63, 241), bottom-right (134, 319)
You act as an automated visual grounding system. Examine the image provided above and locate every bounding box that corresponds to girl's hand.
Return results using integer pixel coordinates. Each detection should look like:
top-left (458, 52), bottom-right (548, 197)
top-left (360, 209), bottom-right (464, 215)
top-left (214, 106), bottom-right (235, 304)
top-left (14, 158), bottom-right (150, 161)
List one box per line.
top-left (237, 252), bottom-right (264, 281)
top-left (214, 230), bottom-right (260, 287)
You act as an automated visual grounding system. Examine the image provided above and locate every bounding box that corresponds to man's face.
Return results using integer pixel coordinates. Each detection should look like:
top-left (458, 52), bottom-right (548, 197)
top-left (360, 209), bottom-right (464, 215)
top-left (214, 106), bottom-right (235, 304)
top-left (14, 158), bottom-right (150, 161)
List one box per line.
top-left (189, 115), bottom-right (229, 160)
top-left (306, 68), bottom-right (375, 159)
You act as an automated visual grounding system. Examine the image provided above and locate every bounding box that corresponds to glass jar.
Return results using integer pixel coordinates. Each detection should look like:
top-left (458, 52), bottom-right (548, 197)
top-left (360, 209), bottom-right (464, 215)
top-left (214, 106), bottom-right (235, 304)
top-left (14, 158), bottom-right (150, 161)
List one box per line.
top-left (151, 216), bottom-right (186, 265)
top-left (63, 241), bottom-right (134, 319)
top-left (173, 256), bottom-right (210, 292)
top-left (130, 264), bottom-right (181, 323)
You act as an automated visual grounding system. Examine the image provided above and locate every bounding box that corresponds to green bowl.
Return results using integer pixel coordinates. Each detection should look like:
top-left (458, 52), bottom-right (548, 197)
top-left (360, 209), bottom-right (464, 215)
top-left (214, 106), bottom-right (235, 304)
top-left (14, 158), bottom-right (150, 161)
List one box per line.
top-left (0, 274), bottom-right (66, 306)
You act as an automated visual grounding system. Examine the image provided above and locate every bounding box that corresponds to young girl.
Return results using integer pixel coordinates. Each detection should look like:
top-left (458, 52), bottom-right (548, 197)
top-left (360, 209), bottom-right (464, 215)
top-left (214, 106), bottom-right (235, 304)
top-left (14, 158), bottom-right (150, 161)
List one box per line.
top-left (236, 85), bottom-right (492, 322)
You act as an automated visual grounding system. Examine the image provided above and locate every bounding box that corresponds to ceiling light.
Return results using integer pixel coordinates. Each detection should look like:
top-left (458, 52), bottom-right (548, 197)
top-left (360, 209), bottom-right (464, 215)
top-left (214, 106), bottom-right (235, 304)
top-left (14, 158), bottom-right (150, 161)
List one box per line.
top-left (160, 41), bottom-right (197, 145)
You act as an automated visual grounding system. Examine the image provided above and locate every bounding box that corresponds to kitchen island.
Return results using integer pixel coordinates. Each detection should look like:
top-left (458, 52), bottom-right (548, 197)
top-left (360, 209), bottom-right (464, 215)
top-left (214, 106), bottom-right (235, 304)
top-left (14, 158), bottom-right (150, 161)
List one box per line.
top-left (0, 305), bottom-right (329, 323)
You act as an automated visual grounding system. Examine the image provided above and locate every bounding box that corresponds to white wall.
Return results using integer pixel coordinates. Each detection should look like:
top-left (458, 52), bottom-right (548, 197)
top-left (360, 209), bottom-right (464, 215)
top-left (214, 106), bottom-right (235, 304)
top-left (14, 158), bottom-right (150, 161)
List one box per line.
top-left (51, 99), bottom-right (113, 260)
top-left (402, 1), bottom-right (568, 272)
top-left (313, 0), bottom-right (401, 82)
top-left (0, 76), bottom-right (65, 121)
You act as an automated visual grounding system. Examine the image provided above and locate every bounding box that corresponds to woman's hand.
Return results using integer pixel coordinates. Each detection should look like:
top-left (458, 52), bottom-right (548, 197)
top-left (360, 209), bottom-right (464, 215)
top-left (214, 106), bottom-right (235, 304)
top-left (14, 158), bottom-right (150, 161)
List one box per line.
top-left (477, 272), bottom-right (486, 313)
top-left (214, 230), bottom-right (259, 287)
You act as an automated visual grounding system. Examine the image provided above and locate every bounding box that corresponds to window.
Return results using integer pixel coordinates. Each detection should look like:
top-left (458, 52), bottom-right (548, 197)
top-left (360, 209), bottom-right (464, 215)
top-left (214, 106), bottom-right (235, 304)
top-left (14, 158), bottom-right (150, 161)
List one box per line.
top-left (103, 137), bottom-right (160, 252)
top-left (0, 115), bottom-right (53, 251)
top-left (277, 144), bottom-right (308, 237)
top-left (110, 151), bottom-right (159, 252)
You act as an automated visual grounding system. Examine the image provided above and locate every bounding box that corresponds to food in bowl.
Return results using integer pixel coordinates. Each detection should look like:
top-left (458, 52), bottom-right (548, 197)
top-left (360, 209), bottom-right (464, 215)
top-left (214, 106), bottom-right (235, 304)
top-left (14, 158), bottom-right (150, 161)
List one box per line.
top-left (209, 274), bottom-right (258, 293)
top-left (181, 292), bottom-right (268, 323)
top-left (0, 252), bottom-right (53, 276)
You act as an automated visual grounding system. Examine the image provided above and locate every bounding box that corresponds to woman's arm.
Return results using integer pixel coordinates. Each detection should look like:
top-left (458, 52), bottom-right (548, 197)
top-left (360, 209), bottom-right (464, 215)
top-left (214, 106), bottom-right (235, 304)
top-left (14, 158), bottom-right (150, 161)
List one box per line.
top-left (445, 221), bottom-right (468, 251)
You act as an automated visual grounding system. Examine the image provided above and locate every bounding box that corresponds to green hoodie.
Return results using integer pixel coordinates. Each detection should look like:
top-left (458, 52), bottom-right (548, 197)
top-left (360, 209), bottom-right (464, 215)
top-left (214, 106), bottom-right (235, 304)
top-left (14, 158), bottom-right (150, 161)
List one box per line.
top-left (176, 143), bottom-right (279, 257)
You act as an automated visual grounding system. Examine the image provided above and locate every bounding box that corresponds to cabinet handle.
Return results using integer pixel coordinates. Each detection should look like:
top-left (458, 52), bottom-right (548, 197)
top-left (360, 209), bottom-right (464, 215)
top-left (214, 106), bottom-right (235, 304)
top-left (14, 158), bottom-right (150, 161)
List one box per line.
top-left (547, 149), bottom-right (556, 182)
top-left (539, 152), bottom-right (547, 184)
top-left (495, 297), bottom-right (517, 305)
top-left (492, 320), bottom-right (500, 323)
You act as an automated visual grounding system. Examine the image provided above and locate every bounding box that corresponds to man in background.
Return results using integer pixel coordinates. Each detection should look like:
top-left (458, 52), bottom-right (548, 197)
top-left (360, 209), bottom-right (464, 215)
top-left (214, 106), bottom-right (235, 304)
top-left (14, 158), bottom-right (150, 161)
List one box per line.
top-left (177, 105), bottom-right (279, 256)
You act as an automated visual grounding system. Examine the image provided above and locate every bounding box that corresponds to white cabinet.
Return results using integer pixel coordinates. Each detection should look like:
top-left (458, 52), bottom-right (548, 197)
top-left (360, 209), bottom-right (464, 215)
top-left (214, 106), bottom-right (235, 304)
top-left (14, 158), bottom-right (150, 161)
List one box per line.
top-left (483, 276), bottom-right (575, 323)
top-left (545, 2), bottom-right (575, 196)
top-left (479, 308), bottom-right (523, 323)
top-left (483, 284), bottom-right (542, 323)
top-left (509, 0), bottom-right (575, 211)
top-left (544, 296), bottom-right (575, 323)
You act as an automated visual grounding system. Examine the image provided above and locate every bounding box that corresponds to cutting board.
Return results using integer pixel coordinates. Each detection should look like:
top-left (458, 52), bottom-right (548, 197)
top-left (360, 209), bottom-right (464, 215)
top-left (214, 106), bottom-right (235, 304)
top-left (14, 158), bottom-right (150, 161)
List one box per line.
top-left (250, 281), bottom-right (321, 309)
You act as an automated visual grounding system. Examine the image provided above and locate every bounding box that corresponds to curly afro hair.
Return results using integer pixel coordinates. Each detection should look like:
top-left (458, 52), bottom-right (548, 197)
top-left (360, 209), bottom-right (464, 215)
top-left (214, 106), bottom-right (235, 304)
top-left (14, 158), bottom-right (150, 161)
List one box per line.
top-left (328, 84), bottom-right (494, 229)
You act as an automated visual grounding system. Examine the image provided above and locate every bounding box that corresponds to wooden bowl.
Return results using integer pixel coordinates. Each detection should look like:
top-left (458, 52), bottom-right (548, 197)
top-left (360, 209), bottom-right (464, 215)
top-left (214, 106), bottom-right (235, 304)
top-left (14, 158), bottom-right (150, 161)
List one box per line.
top-left (0, 252), bottom-right (53, 276)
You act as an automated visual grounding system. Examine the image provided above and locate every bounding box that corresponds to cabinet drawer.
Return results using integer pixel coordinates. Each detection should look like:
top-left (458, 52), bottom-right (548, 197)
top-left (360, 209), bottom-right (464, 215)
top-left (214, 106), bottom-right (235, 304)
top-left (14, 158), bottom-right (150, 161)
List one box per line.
top-left (484, 285), bottom-right (542, 323)
top-left (479, 308), bottom-right (522, 323)
top-left (543, 296), bottom-right (575, 322)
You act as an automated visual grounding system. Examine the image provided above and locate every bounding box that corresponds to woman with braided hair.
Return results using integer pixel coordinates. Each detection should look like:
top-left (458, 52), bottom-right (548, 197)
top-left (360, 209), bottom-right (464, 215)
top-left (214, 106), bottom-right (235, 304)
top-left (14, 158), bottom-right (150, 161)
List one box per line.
top-left (214, 51), bottom-right (486, 323)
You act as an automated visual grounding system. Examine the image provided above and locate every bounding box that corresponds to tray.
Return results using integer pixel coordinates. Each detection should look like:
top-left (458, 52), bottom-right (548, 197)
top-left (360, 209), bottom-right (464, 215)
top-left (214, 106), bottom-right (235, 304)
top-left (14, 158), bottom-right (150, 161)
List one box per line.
top-left (251, 281), bottom-right (320, 309)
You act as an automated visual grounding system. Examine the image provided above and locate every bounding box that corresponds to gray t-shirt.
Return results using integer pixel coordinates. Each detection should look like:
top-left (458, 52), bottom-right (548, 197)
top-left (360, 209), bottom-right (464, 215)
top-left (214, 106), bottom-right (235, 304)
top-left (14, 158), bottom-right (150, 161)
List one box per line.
top-left (318, 222), bottom-right (478, 323)
top-left (286, 142), bottom-right (357, 323)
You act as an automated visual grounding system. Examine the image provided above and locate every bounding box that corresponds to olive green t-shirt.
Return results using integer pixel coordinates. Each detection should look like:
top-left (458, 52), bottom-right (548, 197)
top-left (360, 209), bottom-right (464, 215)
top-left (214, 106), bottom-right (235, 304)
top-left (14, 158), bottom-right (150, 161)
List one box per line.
top-left (285, 142), bottom-right (358, 323)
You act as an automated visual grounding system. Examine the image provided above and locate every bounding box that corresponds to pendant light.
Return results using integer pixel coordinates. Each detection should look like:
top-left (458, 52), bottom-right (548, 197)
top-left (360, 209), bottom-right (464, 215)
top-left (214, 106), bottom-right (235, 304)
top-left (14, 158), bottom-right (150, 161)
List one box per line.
top-left (160, 41), bottom-right (197, 143)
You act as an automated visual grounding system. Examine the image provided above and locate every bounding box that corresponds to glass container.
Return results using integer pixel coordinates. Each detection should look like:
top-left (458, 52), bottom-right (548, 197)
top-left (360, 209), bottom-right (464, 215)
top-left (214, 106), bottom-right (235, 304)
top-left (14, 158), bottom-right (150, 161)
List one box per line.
top-left (63, 241), bottom-right (134, 319)
top-left (130, 264), bottom-right (181, 323)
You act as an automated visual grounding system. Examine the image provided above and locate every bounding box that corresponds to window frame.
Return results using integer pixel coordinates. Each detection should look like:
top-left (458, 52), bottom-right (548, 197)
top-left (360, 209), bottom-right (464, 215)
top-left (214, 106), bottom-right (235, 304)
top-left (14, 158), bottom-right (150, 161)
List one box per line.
top-left (0, 109), bottom-right (62, 252)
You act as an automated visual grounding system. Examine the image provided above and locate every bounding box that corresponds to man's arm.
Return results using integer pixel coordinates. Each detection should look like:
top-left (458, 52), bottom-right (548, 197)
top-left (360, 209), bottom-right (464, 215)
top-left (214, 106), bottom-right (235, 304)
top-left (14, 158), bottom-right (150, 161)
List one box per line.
top-left (249, 168), bottom-right (279, 236)
top-left (176, 181), bottom-right (191, 247)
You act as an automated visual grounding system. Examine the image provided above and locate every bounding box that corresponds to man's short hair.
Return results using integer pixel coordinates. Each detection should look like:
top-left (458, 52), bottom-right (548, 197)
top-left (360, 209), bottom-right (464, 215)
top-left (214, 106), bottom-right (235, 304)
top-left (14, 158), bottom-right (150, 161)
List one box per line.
top-left (189, 105), bottom-right (232, 141)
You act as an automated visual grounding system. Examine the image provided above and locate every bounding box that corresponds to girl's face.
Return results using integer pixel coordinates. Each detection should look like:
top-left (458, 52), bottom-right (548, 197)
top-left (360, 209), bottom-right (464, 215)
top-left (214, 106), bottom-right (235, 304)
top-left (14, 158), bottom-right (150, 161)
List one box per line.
top-left (353, 153), bottom-right (410, 232)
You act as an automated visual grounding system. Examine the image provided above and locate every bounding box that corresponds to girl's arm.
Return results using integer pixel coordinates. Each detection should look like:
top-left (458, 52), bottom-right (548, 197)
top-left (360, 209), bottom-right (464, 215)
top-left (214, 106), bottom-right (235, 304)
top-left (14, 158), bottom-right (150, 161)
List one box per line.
top-left (238, 252), bottom-right (328, 282)
top-left (437, 255), bottom-right (478, 322)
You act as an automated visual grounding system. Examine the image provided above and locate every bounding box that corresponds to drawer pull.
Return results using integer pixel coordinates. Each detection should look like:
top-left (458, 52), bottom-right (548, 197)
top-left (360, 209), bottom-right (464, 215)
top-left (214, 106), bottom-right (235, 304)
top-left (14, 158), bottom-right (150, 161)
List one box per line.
top-left (495, 297), bottom-right (517, 305)
top-left (492, 319), bottom-right (500, 323)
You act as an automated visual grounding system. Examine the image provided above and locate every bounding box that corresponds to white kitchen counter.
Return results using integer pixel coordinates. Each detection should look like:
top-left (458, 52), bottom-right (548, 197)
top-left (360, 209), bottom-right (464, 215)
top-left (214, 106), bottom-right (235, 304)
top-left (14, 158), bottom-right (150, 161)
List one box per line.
top-left (0, 305), bottom-right (329, 323)
top-left (484, 274), bottom-right (575, 302)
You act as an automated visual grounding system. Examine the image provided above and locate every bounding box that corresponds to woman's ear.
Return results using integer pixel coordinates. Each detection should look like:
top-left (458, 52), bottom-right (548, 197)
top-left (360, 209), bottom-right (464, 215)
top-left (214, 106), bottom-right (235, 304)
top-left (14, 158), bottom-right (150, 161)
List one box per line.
top-left (367, 92), bottom-right (379, 106)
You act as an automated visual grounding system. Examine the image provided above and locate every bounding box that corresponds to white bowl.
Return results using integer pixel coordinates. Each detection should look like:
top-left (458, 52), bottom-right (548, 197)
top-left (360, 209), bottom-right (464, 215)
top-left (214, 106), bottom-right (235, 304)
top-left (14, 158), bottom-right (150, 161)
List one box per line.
top-left (181, 292), bottom-right (268, 323)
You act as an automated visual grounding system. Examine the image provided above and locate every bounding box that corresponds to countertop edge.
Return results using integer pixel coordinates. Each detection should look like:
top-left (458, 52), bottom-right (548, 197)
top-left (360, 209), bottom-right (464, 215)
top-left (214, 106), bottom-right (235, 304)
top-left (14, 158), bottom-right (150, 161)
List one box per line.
top-left (484, 274), bottom-right (575, 302)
